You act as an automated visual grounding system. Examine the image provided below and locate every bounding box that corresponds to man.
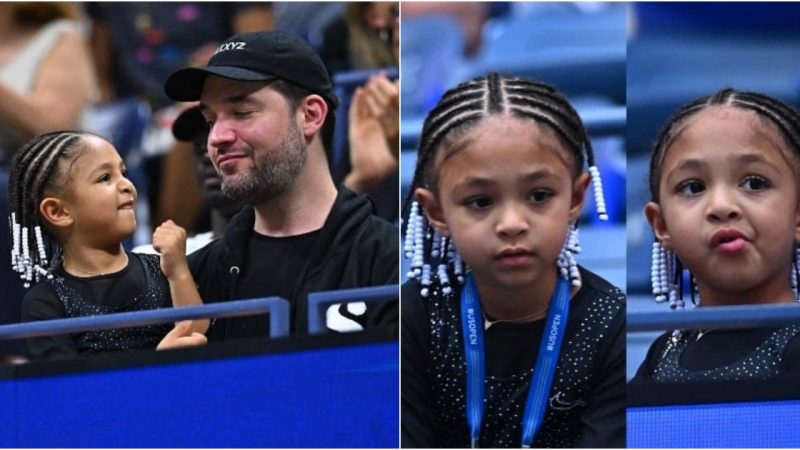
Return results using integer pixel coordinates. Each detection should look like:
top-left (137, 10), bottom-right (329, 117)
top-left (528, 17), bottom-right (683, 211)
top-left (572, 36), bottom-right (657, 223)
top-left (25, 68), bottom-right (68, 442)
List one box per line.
top-left (164, 31), bottom-right (398, 339)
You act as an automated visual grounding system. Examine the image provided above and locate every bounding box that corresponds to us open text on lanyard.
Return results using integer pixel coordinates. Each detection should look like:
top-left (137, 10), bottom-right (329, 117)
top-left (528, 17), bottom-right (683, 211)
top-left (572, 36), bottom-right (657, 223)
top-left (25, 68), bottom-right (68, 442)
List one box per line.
top-left (460, 273), bottom-right (570, 448)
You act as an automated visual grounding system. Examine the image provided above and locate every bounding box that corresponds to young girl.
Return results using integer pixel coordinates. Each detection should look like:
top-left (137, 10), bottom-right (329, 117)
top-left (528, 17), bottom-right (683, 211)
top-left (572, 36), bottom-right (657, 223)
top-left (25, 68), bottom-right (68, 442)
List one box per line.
top-left (10, 130), bottom-right (207, 359)
top-left (401, 73), bottom-right (626, 448)
top-left (632, 88), bottom-right (800, 389)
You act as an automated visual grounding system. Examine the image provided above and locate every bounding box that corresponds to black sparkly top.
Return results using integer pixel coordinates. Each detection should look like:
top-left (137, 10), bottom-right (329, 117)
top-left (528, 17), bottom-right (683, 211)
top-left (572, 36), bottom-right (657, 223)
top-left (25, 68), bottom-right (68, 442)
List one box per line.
top-left (20, 251), bottom-right (173, 359)
top-left (401, 267), bottom-right (626, 448)
top-left (634, 325), bottom-right (800, 384)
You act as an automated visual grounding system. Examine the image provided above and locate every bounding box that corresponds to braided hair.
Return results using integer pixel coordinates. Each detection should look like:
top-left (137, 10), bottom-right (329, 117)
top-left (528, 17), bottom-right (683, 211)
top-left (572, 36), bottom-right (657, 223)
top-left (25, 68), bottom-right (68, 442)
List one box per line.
top-left (8, 130), bottom-right (98, 287)
top-left (649, 88), bottom-right (800, 202)
top-left (647, 88), bottom-right (800, 308)
top-left (402, 72), bottom-right (608, 296)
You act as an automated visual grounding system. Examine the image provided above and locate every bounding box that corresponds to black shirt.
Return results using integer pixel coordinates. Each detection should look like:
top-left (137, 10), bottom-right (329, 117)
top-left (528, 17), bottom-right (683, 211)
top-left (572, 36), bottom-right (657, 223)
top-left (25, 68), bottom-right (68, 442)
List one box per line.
top-left (630, 325), bottom-right (800, 386)
top-left (210, 230), bottom-right (319, 339)
top-left (188, 185), bottom-right (399, 338)
top-left (401, 267), bottom-right (626, 448)
top-left (20, 252), bottom-right (172, 359)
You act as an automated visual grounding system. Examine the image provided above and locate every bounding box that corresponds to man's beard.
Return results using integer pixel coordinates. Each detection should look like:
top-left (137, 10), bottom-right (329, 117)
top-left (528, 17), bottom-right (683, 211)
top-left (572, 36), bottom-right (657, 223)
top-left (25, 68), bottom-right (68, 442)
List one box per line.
top-left (220, 122), bottom-right (306, 205)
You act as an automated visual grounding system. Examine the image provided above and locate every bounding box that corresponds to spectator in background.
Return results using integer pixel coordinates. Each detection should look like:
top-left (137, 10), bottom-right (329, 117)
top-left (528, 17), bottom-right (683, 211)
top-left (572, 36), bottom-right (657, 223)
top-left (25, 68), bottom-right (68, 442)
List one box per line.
top-left (344, 72), bottom-right (399, 221)
top-left (321, 2), bottom-right (400, 222)
top-left (0, 2), bottom-right (96, 163)
top-left (87, 3), bottom-right (272, 108)
top-left (401, 2), bottom-right (489, 57)
top-left (321, 2), bottom-right (398, 75)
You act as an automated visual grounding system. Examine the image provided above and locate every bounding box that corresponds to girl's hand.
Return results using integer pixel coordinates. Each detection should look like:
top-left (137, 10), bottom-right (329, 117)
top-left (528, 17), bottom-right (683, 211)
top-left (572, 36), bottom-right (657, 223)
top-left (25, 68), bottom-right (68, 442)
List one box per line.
top-left (156, 321), bottom-right (207, 350)
top-left (152, 220), bottom-right (189, 280)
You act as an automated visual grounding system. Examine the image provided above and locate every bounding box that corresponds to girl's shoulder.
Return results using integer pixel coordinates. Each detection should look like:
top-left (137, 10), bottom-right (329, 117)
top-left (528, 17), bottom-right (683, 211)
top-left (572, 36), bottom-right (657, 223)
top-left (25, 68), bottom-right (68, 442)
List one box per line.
top-left (572, 267), bottom-right (626, 326)
top-left (782, 324), bottom-right (800, 370)
top-left (20, 278), bottom-right (63, 321)
top-left (128, 251), bottom-right (161, 273)
top-left (577, 266), bottom-right (626, 304)
top-left (22, 278), bottom-right (58, 301)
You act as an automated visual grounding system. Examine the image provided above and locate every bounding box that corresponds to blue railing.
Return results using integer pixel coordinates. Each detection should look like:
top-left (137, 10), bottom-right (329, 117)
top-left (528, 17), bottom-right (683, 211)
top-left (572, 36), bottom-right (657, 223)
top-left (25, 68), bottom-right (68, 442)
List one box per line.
top-left (307, 284), bottom-right (398, 335)
top-left (0, 297), bottom-right (290, 340)
top-left (628, 303), bottom-right (800, 332)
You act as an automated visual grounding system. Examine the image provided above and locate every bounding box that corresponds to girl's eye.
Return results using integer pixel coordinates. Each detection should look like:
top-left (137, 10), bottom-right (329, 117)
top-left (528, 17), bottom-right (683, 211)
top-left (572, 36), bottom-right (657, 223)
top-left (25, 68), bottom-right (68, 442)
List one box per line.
top-left (677, 180), bottom-right (704, 196)
top-left (742, 175), bottom-right (769, 192)
top-left (465, 196), bottom-right (492, 210)
top-left (529, 190), bottom-right (553, 203)
top-left (97, 174), bottom-right (111, 183)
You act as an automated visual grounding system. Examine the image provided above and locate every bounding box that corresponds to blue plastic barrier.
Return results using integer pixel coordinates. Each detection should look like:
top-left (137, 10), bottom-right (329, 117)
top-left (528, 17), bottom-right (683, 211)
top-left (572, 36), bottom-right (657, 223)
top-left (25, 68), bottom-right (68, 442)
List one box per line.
top-left (307, 284), bottom-right (398, 335)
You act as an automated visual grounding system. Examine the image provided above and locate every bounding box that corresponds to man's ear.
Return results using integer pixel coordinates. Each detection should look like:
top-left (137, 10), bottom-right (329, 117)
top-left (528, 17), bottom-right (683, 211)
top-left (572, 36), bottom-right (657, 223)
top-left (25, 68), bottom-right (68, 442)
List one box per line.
top-left (415, 187), bottom-right (450, 237)
top-left (568, 172), bottom-right (591, 223)
top-left (39, 197), bottom-right (73, 230)
top-left (645, 201), bottom-right (672, 249)
top-left (298, 94), bottom-right (328, 139)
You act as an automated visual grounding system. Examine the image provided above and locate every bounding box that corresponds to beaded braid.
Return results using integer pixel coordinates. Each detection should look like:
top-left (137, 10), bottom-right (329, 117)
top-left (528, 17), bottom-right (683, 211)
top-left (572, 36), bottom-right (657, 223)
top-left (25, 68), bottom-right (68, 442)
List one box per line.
top-left (8, 130), bottom-right (96, 287)
top-left (402, 73), bottom-right (608, 296)
top-left (648, 88), bottom-right (800, 307)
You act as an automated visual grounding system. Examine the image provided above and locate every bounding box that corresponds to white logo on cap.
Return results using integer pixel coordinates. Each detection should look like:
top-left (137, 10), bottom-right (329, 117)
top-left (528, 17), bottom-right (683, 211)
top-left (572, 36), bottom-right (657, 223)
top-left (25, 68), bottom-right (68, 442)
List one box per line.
top-left (214, 42), bottom-right (246, 54)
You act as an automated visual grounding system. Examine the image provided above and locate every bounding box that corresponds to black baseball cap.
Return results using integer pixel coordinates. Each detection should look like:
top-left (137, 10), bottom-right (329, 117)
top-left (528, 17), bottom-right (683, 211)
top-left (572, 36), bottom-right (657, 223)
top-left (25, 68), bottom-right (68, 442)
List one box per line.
top-left (165, 31), bottom-right (338, 107)
top-left (172, 106), bottom-right (207, 142)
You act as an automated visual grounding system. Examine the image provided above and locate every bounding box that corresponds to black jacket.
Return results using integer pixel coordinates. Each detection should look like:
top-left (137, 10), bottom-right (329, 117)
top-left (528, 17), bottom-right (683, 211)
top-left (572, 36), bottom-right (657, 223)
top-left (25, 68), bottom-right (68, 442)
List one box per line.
top-left (188, 185), bottom-right (399, 338)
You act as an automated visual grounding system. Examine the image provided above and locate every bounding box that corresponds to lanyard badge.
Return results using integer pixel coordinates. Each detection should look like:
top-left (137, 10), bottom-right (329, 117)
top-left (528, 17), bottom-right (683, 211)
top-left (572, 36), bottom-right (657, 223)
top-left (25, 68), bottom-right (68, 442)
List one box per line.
top-left (460, 274), bottom-right (570, 448)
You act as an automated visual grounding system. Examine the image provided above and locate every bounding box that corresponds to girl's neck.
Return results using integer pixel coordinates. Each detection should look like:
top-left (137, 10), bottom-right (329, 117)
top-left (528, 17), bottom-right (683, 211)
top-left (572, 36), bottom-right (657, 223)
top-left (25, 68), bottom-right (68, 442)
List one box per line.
top-left (62, 244), bottom-right (128, 277)
top-left (697, 279), bottom-right (796, 307)
top-left (473, 268), bottom-right (569, 323)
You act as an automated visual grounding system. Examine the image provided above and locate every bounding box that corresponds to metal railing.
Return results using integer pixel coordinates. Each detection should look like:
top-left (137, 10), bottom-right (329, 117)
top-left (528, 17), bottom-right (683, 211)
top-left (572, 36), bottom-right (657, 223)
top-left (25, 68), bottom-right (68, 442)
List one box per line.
top-left (0, 297), bottom-right (290, 340)
top-left (628, 303), bottom-right (800, 332)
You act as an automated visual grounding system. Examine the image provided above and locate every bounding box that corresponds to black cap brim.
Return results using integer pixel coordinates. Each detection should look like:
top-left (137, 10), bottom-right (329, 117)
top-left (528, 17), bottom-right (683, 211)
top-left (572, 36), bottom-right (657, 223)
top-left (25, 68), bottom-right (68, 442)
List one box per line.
top-left (165, 66), bottom-right (278, 102)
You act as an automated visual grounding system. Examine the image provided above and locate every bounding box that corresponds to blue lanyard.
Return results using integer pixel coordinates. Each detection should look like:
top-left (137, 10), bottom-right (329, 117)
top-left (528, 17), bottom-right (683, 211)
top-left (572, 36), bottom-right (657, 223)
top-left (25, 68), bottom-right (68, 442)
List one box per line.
top-left (460, 273), bottom-right (570, 448)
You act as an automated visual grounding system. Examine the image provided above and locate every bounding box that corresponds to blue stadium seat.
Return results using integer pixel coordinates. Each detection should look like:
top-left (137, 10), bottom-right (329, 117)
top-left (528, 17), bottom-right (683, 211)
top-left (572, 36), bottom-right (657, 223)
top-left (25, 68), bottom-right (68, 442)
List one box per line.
top-left (401, 15), bottom-right (466, 117)
top-left (450, 8), bottom-right (627, 103)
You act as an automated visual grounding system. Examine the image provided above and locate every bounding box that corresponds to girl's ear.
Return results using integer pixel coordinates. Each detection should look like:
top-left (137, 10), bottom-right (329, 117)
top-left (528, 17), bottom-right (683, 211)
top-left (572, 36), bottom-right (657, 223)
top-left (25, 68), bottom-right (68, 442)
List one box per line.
top-left (645, 201), bottom-right (672, 249)
top-left (568, 172), bottom-right (590, 223)
top-left (39, 197), bottom-right (73, 229)
top-left (415, 187), bottom-right (450, 237)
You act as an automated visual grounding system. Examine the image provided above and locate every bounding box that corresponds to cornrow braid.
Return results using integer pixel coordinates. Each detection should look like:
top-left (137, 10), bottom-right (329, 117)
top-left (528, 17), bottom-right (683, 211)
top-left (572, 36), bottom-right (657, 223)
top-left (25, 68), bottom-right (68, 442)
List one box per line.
top-left (402, 72), bottom-right (608, 296)
top-left (8, 130), bottom-right (96, 287)
top-left (648, 88), bottom-right (800, 202)
top-left (648, 88), bottom-right (800, 308)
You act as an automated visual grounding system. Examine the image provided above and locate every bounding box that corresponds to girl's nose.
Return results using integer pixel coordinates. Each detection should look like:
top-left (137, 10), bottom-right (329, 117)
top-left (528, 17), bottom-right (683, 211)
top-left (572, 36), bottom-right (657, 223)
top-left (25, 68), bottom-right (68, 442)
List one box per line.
top-left (120, 176), bottom-right (137, 198)
top-left (705, 186), bottom-right (741, 222)
top-left (496, 205), bottom-right (529, 237)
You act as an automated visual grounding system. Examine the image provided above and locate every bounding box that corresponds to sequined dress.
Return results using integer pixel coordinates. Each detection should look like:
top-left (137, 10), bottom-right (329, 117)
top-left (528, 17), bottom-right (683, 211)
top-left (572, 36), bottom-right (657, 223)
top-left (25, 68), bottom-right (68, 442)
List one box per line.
top-left (401, 267), bottom-right (626, 448)
top-left (20, 251), bottom-right (172, 359)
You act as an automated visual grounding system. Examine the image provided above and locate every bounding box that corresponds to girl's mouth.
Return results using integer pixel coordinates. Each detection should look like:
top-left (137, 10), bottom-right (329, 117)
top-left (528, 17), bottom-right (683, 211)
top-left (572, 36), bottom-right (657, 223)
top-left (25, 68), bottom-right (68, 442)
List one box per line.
top-left (710, 229), bottom-right (748, 253)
